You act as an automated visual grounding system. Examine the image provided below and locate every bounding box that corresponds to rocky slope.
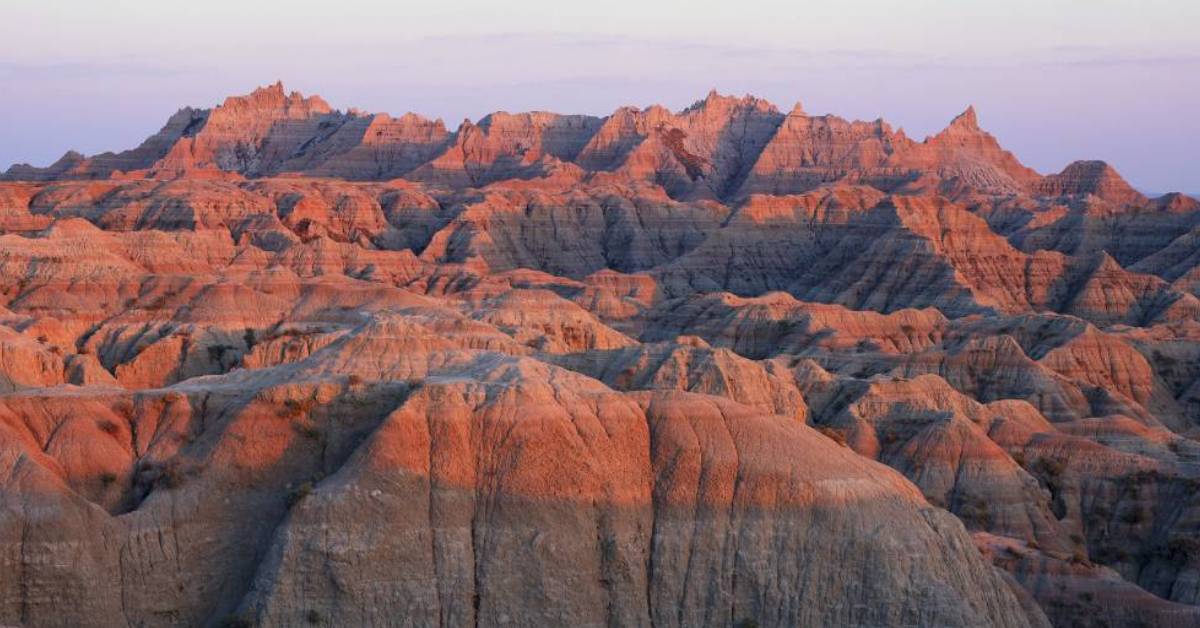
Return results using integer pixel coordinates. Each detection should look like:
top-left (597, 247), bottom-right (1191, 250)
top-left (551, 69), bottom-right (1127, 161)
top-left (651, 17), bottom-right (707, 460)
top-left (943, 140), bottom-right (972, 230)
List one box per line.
top-left (0, 83), bottom-right (1197, 627)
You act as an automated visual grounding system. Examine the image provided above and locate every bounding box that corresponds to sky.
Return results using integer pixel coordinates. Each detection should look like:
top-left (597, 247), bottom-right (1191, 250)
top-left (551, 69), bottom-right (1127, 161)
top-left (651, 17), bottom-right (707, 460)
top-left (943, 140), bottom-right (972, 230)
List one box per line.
top-left (2, 0), bottom-right (1197, 192)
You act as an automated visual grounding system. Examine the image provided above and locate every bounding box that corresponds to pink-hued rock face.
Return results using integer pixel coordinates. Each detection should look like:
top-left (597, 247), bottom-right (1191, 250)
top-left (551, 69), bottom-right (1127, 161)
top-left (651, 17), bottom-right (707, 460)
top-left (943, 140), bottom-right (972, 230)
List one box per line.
top-left (0, 83), bottom-right (1198, 628)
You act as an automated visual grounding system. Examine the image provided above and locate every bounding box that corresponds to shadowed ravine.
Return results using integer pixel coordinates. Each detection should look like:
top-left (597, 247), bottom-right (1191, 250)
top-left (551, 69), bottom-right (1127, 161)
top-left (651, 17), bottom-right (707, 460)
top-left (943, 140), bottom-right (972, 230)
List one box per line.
top-left (0, 83), bottom-right (1198, 627)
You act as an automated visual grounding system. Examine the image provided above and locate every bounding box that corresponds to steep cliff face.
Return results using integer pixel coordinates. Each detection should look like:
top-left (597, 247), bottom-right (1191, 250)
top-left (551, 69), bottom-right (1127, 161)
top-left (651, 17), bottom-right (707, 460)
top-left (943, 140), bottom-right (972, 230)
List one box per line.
top-left (147, 82), bottom-right (340, 177)
top-left (304, 112), bottom-right (452, 180)
top-left (0, 313), bottom-right (1048, 628)
top-left (736, 104), bottom-right (1040, 198)
top-left (0, 82), bottom-right (1137, 204)
top-left (0, 84), bottom-right (1197, 628)
top-left (408, 112), bottom-right (603, 187)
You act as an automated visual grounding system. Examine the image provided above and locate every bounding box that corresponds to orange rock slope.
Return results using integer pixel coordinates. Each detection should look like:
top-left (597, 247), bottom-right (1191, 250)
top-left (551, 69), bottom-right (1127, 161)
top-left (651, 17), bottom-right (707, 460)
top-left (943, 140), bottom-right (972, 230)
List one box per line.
top-left (0, 83), bottom-right (1198, 627)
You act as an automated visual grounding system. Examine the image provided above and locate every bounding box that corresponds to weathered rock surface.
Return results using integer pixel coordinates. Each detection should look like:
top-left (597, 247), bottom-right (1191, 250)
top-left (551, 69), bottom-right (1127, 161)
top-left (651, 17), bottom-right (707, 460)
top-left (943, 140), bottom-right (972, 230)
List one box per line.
top-left (0, 84), bottom-right (1196, 627)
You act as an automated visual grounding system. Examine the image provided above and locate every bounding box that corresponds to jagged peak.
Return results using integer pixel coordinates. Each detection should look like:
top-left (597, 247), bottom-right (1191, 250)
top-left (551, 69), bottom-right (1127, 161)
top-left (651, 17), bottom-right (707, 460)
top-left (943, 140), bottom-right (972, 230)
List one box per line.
top-left (451, 118), bottom-right (476, 136)
top-left (400, 111), bottom-right (445, 126)
top-left (224, 80), bottom-right (283, 105)
top-left (642, 104), bottom-right (674, 118)
top-left (217, 81), bottom-right (332, 115)
top-left (1083, 249), bottom-right (1124, 273)
top-left (364, 111), bottom-right (448, 132)
top-left (683, 90), bottom-right (779, 115)
top-left (0, 83), bottom-right (1157, 200)
top-left (923, 106), bottom-right (985, 144)
top-left (681, 89), bottom-right (728, 111)
top-left (488, 110), bottom-right (586, 124)
top-left (947, 105), bottom-right (979, 131)
top-left (473, 110), bottom-right (562, 130)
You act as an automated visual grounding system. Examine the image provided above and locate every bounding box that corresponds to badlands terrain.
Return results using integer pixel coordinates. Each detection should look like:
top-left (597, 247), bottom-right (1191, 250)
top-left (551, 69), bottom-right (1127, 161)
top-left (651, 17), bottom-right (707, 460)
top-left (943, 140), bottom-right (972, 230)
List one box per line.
top-left (1, 82), bottom-right (1199, 627)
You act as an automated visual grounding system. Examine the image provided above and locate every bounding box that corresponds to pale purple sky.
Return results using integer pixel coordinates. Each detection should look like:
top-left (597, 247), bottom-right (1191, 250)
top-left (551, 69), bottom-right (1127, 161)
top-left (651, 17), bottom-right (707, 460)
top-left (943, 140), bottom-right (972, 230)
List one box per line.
top-left (2, 0), bottom-right (1197, 192)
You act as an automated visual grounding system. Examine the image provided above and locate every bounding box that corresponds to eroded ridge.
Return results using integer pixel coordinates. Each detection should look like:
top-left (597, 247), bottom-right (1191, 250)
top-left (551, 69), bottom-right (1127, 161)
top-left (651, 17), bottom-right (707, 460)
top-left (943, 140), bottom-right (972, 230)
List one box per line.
top-left (0, 84), bottom-right (1198, 627)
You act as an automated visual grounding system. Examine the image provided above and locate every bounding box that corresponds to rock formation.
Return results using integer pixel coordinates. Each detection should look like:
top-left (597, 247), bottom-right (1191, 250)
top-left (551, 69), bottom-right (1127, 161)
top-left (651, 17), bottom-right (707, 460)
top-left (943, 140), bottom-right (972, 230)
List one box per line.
top-left (0, 83), bottom-right (1197, 627)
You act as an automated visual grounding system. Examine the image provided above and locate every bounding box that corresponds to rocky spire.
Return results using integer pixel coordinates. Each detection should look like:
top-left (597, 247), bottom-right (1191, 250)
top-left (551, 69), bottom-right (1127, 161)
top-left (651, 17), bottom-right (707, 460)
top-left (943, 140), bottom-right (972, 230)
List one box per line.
top-left (946, 105), bottom-right (979, 132)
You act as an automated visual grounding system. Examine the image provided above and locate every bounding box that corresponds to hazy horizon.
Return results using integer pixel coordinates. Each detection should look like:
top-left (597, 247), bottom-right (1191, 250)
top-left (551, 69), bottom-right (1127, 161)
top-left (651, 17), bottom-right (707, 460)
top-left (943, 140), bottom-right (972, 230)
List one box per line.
top-left (3, 0), bottom-right (1197, 192)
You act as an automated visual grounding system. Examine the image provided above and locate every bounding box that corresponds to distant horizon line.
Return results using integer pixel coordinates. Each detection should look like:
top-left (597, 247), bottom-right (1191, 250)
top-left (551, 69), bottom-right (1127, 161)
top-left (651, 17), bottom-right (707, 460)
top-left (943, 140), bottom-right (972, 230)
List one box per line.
top-left (6, 80), bottom-right (1196, 196)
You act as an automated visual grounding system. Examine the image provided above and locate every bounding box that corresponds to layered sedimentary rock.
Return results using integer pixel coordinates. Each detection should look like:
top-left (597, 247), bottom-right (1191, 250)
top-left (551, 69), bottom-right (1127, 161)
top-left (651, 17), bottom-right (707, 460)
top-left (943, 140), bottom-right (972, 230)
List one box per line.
top-left (1034, 160), bottom-right (1148, 206)
top-left (0, 84), bottom-right (1197, 627)
top-left (736, 105), bottom-right (1040, 198)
